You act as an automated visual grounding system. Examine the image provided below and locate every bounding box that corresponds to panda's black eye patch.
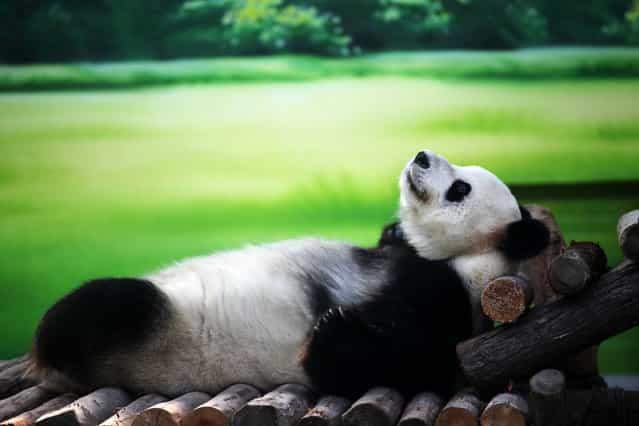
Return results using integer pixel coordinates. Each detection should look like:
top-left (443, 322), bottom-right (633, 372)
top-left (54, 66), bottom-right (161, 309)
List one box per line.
top-left (446, 180), bottom-right (472, 202)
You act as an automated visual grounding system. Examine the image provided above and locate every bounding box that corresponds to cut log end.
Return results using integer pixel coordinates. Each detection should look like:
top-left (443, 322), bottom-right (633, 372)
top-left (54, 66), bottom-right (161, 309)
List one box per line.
top-left (480, 393), bottom-right (528, 426)
top-left (435, 390), bottom-right (483, 426)
top-left (550, 254), bottom-right (590, 294)
top-left (182, 406), bottom-right (228, 426)
top-left (434, 408), bottom-right (476, 426)
top-left (530, 369), bottom-right (566, 397)
top-left (480, 276), bottom-right (532, 323)
top-left (618, 210), bottom-right (639, 262)
top-left (549, 241), bottom-right (607, 295)
top-left (299, 395), bottom-right (351, 426)
top-left (480, 404), bottom-right (526, 426)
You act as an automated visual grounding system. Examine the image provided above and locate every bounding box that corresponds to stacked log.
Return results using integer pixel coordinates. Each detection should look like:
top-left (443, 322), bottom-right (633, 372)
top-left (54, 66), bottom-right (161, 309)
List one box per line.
top-left (618, 210), bottom-right (639, 262)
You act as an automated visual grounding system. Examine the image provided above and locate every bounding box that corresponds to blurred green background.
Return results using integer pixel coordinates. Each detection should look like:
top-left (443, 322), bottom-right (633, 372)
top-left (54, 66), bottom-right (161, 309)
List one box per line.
top-left (1, 0), bottom-right (638, 375)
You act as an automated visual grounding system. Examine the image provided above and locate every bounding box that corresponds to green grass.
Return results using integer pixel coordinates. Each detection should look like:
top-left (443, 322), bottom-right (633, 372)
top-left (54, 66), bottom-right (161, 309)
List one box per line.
top-left (2, 48), bottom-right (639, 91)
top-left (1, 71), bottom-right (638, 373)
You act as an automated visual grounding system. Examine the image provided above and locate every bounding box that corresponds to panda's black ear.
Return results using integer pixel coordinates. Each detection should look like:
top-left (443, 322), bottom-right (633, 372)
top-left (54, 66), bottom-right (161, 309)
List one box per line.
top-left (500, 205), bottom-right (550, 261)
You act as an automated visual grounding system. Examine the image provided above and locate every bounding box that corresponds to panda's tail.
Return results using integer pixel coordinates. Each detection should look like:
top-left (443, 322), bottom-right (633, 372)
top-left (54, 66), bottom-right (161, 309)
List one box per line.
top-left (32, 277), bottom-right (171, 391)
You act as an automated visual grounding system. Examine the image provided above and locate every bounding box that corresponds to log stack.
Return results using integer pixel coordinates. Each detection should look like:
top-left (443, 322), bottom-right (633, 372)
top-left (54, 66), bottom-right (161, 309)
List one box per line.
top-left (1, 208), bottom-right (638, 426)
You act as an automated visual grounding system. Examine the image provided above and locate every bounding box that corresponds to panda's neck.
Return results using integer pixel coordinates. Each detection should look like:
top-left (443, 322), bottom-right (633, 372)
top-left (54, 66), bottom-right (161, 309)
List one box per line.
top-left (450, 251), bottom-right (515, 333)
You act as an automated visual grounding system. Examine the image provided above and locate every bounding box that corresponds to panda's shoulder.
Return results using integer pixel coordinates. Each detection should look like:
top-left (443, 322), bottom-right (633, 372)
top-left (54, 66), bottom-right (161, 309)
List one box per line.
top-left (370, 245), bottom-right (467, 304)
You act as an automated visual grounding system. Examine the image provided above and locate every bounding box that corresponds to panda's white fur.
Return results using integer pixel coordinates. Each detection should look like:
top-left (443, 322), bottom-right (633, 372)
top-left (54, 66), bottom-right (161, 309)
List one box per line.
top-left (140, 238), bottom-right (381, 394)
top-left (33, 150), bottom-right (544, 397)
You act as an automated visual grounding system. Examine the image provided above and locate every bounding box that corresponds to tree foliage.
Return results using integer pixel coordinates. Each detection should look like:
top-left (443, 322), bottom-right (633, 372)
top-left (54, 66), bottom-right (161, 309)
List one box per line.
top-left (0, 0), bottom-right (636, 63)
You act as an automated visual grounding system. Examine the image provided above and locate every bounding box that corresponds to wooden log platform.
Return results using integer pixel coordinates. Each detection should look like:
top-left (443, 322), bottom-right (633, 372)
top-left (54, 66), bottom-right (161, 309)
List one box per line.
top-left (0, 356), bottom-right (638, 426)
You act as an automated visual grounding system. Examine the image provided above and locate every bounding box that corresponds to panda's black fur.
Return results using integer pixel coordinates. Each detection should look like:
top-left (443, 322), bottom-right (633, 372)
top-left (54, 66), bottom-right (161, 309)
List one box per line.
top-left (301, 242), bottom-right (472, 399)
top-left (33, 278), bottom-right (171, 386)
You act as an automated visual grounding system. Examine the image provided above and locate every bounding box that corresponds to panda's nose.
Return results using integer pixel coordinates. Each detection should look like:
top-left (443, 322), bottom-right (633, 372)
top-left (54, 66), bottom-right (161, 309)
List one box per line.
top-left (414, 151), bottom-right (430, 169)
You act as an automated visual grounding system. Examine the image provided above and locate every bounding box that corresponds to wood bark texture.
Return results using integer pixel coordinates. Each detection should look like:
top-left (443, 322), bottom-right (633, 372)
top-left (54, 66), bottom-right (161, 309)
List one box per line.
top-left (232, 384), bottom-right (314, 426)
top-left (183, 384), bottom-right (260, 426)
top-left (457, 261), bottom-right (639, 390)
top-left (298, 396), bottom-right (351, 426)
top-left (398, 392), bottom-right (442, 426)
top-left (342, 387), bottom-right (404, 426)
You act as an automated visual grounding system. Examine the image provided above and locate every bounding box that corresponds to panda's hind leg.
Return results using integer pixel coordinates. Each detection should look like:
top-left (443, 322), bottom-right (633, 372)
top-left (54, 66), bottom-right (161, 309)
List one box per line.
top-left (33, 277), bottom-right (171, 390)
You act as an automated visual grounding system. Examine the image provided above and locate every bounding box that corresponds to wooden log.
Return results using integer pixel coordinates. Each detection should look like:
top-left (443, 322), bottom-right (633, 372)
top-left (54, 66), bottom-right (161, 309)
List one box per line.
top-left (520, 204), bottom-right (566, 304)
top-left (480, 276), bottom-right (533, 323)
top-left (182, 384), bottom-right (260, 426)
top-left (1, 394), bottom-right (77, 426)
top-left (480, 393), bottom-right (528, 426)
top-left (457, 261), bottom-right (639, 390)
top-left (435, 389), bottom-right (483, 426)
top-left (0, 356), bottom-right (29, 375)
top-left (232, 384), bottom-right (314, 426)
top-left (528, 369), bottom-right (565, 426)
top-left (298, 395), bottom-right (351, 426)
top-left (0, 358), bottom-right (35, 399)
top-left (521, 207), bottom-right (601, 379)
top-left (0, 386), bottom-right (55, 422)
top-left (36, 388), bottom-right (131, 426)
top-left (342, 387), bottom-right (404, 426)
top-left (618, 210), bottom-right (639, 262)
top-left (132, 392), bottom-right (210, 426)
top-left (398, 392), bottom-right (442, 426)
top-left (100, 394), bottom-right (168, 426)
top-left (549, 241), bottom-right (607, 295)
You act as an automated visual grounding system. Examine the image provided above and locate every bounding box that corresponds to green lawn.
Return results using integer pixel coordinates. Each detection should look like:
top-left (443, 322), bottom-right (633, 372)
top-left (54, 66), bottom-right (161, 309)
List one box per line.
top-left (2, 48), bottom-right (639, 91)
top-left (1, 70), bottom-right (638, 372)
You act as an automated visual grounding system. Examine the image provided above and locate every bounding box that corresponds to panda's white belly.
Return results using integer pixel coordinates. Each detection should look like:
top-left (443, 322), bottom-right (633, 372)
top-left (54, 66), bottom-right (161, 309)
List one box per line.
top-left (142, 238), bottom-right (352, 392)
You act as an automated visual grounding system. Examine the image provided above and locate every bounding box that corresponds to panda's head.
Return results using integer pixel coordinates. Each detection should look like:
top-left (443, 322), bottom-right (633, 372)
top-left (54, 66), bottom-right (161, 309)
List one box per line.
top-left (399, 150), bottom-right (549, 261)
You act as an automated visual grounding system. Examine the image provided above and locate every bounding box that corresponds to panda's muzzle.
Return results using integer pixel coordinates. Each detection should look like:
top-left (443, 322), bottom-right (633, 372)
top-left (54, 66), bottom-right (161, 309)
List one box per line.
top-left (406, 169), bottom-right (429, 202)
top-left (414, 151), bottom-right (430, 169)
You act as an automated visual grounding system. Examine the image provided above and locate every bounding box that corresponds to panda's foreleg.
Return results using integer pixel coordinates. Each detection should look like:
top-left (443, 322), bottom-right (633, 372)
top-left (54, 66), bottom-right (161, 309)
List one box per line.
top-left (299, 306), bottom-right (394, 399)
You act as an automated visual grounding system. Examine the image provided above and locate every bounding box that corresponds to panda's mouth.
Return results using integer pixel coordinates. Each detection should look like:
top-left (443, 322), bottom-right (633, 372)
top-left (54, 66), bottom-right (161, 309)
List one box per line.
top-left (406, 171), bottom-right (429, 202)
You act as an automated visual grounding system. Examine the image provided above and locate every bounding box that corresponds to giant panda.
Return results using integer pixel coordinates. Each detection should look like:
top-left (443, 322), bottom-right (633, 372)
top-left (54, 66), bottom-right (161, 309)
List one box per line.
top-left (32, 150), bottom-right (549, 399)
